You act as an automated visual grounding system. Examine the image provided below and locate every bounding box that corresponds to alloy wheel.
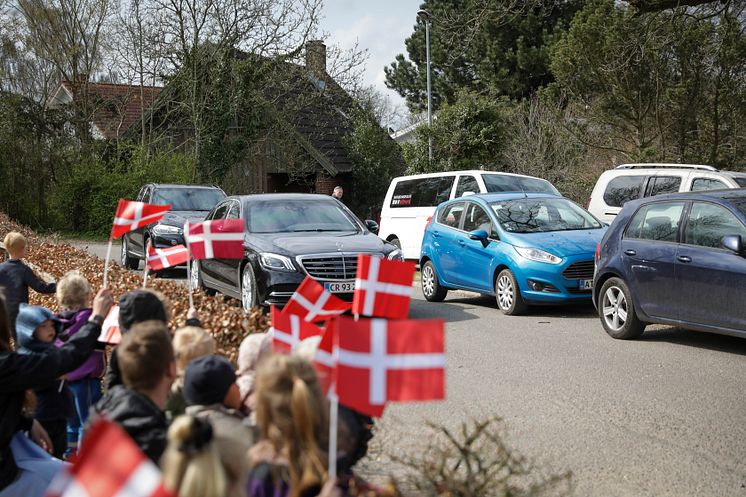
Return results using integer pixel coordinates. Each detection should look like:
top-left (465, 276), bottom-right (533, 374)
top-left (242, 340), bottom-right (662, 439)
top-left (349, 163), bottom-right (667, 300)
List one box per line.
top-left (190, 260), bottom-right (200, 291)
top-left (497, 274), bottom-right (514, 310)
top-left (120, 238), bottom-right (128, 266)
top-left (241, 266), bottom-right (254, 312)
top-left (602, 286), bottom-right (628, 332)
top-left (422, 264), bottom-right (435, 297)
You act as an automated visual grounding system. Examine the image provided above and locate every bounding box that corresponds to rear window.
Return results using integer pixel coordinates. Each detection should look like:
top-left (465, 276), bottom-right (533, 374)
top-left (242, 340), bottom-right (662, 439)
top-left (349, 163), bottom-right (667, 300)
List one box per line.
top-left (390, 176), bottom-right (454, 208)
top-left (482, 174), bottom-right (559, 195)
top-left (603, 175), bottom-right (645, 207)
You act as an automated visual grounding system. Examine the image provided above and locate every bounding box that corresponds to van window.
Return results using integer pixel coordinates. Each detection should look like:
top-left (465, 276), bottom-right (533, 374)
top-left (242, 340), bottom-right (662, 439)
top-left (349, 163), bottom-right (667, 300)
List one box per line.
top-left (603, 175), bottom-right (645, 207)
top-left (691, 178), bottom-right (727, 192)
top-left (482, 174), bottom-right (559, 195)
top-left (625, 201), bottom-right (685, 242)
top-left (644, 176), bottom-right (681, 197)
top-left (390, 176), bottom-right (454, 208)
top-left (437, 202), bottom-right (465, 229)
top-left (456, 176), bottom-right (479, 197)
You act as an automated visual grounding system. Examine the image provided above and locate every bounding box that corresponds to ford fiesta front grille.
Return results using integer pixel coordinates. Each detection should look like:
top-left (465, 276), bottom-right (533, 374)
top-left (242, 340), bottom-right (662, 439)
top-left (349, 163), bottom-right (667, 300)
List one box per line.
top-left (562, 260), bottom-right (595, 280)
top-left (297, 255), bottom-right (360, 280)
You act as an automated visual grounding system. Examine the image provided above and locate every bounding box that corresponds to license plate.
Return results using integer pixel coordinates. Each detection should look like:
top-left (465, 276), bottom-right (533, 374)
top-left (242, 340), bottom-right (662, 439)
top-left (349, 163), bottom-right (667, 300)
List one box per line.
top-left (579, 279), bottom-right (593, 290)
top-left (324, 281), bottom-right (355, 293)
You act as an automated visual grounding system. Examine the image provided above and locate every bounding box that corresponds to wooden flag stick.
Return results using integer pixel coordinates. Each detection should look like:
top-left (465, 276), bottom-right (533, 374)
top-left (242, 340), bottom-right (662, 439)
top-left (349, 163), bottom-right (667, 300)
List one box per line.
top-left (102, 238), bottom-right (113, 288)
top-left (142, 266), bottom-right (149, 288)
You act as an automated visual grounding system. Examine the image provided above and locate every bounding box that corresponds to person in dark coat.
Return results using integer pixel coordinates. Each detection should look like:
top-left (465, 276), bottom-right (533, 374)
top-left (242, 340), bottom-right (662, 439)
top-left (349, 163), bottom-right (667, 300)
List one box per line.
top-left (15, 304), bottom-right (72, 459)
top-left (0, 288), bottom-right (112, 497)
top-left (0, 232), bottom-right (56, 340)
top-left (89, 320), bottom-right (176, 463)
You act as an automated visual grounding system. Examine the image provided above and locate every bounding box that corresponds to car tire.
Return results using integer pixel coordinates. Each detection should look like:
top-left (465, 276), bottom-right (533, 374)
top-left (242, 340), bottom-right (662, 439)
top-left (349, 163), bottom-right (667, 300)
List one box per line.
top-left (120, 237), bottom-right (139, 270)
top-left (421, 261), bottom-right (447, 302)
top-left (598, 277), bottom-right (645, 339)
top-left (240, 263), bottom-right (259, 312)
top-left (495, 269), bottom-right (527, 316)
top-left (190, 260), bottom-right (216, 296)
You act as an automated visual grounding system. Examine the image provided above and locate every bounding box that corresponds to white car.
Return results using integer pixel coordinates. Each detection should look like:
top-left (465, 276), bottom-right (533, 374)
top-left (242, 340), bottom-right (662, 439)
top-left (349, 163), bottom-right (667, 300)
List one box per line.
top-left (378, 170), bottom-right (560, 260)
top-left (587, 164), bottom-right (746, 224)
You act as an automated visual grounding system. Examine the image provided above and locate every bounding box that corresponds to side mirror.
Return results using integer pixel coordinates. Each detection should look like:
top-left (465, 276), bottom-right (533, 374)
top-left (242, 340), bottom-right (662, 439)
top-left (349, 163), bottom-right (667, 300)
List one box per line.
top-left (722, 234), bottom-right (743, 255)
top-left (365, 219), bottom-right (379, 235)
top-left (468, 229), bottom-right (490, 247)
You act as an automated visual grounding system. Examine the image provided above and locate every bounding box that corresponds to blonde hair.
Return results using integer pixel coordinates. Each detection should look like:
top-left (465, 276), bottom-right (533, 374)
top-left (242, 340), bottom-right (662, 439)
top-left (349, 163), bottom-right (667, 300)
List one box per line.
top-left (162, 416), bottom-right (227, 497)
top-left (172, 326), bottom-right (216, 388)
top-left (3, 232), bottom-right (26, 258)
top-left (56, 271), bottom-right (91, 311)
top-left (255, 355), bottom-right (327, 497)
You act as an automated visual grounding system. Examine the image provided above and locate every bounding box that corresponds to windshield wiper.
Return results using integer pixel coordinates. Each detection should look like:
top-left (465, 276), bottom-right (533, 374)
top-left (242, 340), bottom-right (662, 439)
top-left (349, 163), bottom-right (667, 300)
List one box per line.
top-left (290, 228), bottom-right (351, 232)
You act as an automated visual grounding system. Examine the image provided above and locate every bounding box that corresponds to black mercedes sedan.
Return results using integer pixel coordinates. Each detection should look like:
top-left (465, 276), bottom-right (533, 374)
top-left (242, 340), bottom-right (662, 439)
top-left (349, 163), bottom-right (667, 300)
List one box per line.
top-left (190, 194), bottom-right (403, 310)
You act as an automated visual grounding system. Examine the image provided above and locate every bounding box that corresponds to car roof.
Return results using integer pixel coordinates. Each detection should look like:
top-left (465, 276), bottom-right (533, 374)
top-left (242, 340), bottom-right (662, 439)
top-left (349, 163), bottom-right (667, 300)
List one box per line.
top-left (443, 192), bottom-right (560, 205)
top-left (723, 171), bottom-right (746, 177)
top-left (630, 188), bottom-right (746, 205)
top-left (227, 193), bottom-right (336, 203)
top-left (148, 183), bottom-right (223, 190)
top-left (391, 170), bottom-right (550, 182)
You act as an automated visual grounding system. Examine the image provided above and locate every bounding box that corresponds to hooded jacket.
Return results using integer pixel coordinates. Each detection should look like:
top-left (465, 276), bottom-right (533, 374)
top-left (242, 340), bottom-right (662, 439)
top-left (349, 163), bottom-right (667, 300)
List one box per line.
top-left (0, 259), bottom-right (56, 337)
top-left (0, 319), bottom-right (101, 490)
top-left (56, 308), bottom-right (105, 381)
top-left (89, 385), bottom-right (167, 464)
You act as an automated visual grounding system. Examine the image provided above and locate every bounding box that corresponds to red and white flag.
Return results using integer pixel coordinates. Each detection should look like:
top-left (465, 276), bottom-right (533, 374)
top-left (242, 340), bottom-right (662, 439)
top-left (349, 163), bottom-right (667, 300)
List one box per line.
top-left (312, 327), bottom-right (335, 396)
top-left (110, 199), bottom-right (171, 239)
top-left (334, 315), bottom-right (445, 417)
top-left (146, 243), bottom-right (189, 271)
top-left (352, 255), bottom-right (415, 319)
top-left (270, 306), bottom-right (324, 354)
top-left (283, 276), bottom-right (351, 323)
top-left (186, 219), bottom-right (244, 260)
top-left (97, 305), bottom-right (121, 345)
top-left (45, 418), bottom-right (173, 497)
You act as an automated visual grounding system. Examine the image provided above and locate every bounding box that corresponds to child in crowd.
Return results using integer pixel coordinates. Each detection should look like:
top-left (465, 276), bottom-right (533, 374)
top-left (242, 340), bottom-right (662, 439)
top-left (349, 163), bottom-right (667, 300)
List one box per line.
top-left (236, 332), bottom-right (271, 417)
top-left (54, 271), bottom-right (104, 458)
top-left (247, 354), bottom-right (327, 497)
top-left (15, 304), bottom-right (70, 459)
top-left (89, 320), bottom-right (175, 463)
top-left (0, 232), bottom-right (56, 340)
top-left (166, 326), bottom-right (216, 421)
top-left (183, 354), bottom-right (254, 497)
top-left (162, 415), bottom-right (227, 497)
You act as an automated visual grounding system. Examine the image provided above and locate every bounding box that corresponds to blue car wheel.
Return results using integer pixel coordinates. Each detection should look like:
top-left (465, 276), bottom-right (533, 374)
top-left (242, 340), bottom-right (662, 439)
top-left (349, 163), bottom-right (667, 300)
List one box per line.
top-left (496, 269), bottom-right (527, 316)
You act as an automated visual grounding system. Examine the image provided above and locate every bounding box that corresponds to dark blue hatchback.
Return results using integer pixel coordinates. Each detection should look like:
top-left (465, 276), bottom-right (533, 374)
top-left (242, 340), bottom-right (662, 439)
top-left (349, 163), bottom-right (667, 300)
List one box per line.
top-left (593, 189), bottom-right (746, 339)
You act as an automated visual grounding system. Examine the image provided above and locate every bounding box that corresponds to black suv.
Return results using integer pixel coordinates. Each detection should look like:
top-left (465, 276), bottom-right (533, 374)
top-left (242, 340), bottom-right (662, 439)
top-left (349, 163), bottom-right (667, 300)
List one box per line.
top-left (594, 189), bottom-right (746, 340)
top-left (121, 183), bottom-right (226, 269)
top-left (190, 193), bottom-right (402, 311)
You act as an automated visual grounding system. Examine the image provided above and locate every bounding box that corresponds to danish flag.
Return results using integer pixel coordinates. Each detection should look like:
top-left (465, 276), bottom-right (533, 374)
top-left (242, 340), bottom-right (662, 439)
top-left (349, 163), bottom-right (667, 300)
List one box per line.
top-left (110, 199), bottom-right (171, 239)
top-left (333, 315), bottom-right (445, 418)
top-left (270, 306), bottom-right (324, 354)
top-left (45, 418), bottom-right (173, 497)
top-left (146, 243), bottom-right (189, 271)
top-left (97, 305), bottom-right (121, 345)
top-left (186, 219), bottom-right (245, 260)
top-left (283, 276), bottom-right (351, 323)
top-left (312, 327), bottom-right (335, 396)
top-left (352, 255), bottom-right (416, 319)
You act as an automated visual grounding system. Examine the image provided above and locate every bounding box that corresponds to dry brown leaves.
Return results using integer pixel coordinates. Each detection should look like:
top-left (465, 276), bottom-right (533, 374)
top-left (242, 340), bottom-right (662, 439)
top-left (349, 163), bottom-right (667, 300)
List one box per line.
top-left (0, 213), bottom-right (269, 363)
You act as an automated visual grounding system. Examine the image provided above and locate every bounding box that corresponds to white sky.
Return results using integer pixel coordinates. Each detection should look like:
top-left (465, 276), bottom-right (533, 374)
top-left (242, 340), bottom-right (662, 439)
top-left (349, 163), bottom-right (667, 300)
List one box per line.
top-left (320, 0), bottom-right (422, 121)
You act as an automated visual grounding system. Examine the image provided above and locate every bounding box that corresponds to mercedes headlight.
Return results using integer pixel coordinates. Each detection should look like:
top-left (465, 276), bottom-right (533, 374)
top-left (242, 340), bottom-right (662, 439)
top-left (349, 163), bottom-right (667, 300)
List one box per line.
top-left (259, 253), bottom-right (296, 271)
top-left (514, 246), bottom-right (563, 265)
top-left (152, 224), bottom-right (182, 235)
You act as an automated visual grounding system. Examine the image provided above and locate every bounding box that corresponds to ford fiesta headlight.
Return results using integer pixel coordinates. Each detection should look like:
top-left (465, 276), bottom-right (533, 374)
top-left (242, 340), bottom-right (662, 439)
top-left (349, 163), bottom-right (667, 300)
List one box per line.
top-left (514, 246), bottom-right (563, 265)
top-left (259, 253), bottom-right (296, 271)
top-left (152, 224), bottom-right (182, 235)
top-left (386, 248), bottom-right (404, 261)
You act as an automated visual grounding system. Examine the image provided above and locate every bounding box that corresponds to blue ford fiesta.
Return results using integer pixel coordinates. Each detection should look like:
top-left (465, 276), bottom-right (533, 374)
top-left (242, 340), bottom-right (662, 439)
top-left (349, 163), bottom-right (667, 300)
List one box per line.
top-left (420, 193), bottom-right (607, 314)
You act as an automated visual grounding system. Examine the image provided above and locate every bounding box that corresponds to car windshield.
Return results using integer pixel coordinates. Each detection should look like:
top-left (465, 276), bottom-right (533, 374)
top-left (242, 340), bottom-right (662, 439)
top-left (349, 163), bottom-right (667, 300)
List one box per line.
top-left (152, 188), bottom-right (225, 211)
top-left (491, 198), bottom-right (602, 233)
top-left (247, 200), bottom-right (360, 234)
top-left (482, 174), bottom-right (560, 195)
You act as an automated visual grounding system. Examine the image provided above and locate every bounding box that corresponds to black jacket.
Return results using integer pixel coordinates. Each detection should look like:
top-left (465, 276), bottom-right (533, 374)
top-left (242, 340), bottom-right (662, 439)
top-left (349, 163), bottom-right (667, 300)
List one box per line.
top-left (89, 385), bottom-right (167, 464)
top-left (0, 321), bottom-right (100, 490)
top-left (0, 260), bottom-right (56, 338)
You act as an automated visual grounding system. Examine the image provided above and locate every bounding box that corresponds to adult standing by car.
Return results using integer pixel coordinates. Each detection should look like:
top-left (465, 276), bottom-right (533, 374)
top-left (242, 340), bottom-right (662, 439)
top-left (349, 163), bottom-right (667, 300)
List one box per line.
top-left (0, 288), bottom-right (113, 497)
top-left (332, 186), bottom-right (344, 202)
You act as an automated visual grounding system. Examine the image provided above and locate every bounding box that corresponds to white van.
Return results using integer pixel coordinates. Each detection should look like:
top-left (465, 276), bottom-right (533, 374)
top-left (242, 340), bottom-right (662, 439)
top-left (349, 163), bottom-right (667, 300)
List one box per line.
top-left (378, 170), bottom-right (560, 260)
top-left (587, 164), bottom-right (746, 224)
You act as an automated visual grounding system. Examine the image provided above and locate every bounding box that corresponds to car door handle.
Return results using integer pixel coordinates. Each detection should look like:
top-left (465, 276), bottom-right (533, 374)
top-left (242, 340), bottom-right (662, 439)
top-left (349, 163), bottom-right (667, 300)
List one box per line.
top-left (677, 255), bottom-right (691, 263)
top-left (458, 240), bottom-right (465, 247)
top-left (624, 249), bottom-right (636, 256)
top-left (432, 231), bottom-right (440, 238)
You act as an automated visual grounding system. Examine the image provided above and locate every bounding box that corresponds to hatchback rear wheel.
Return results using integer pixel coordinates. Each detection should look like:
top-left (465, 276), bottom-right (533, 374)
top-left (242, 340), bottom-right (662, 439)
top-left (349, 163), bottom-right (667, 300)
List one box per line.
top-left (495, 269), bottom-right (527, 315)
top-left (598, 277), bottom-right (645, 339)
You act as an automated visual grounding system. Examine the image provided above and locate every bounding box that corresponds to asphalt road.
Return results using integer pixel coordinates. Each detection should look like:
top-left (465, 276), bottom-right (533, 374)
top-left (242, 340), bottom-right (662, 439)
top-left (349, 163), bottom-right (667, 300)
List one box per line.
top-left (76, 241), bottom-right (746, 496)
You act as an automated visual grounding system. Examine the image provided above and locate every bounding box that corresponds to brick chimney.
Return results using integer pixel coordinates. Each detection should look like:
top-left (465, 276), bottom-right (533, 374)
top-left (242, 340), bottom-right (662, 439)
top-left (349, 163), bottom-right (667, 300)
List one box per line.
top-left (305, 40), bottom-right (327, 78)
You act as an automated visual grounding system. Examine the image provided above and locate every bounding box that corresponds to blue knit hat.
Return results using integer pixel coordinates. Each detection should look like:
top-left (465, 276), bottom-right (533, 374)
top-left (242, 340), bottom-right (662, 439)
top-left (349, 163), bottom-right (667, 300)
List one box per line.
top-left (16, 304), bottom-right (59, 353)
